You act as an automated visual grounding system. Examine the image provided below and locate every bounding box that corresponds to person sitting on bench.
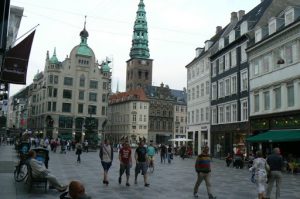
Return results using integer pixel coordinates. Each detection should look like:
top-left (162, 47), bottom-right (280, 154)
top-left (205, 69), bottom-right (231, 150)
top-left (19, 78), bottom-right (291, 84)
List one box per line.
top-left (28, 150), bottom-right (68, 192)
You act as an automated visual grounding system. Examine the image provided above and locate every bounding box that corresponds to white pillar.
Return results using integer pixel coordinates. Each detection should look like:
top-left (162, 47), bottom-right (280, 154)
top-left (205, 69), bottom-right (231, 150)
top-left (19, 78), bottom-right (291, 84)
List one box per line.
top-left (281, 82), bottom-right (288, 110)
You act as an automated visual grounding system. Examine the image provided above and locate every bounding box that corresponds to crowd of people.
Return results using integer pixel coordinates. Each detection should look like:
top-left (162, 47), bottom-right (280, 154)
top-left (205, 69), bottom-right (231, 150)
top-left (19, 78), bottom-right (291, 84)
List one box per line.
top-left (4, 132), bottom-right (290, 199)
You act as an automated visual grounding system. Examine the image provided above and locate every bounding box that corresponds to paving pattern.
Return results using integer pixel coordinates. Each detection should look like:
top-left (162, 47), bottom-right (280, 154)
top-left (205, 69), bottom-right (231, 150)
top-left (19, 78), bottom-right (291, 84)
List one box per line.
top-left (0, 144), bottom-right (299, 199)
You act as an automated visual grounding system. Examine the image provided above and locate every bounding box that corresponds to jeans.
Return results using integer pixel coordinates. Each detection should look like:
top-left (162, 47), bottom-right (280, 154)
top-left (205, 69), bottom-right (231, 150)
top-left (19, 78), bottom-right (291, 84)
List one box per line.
top-left (266, 171), bottom-right (282, 198)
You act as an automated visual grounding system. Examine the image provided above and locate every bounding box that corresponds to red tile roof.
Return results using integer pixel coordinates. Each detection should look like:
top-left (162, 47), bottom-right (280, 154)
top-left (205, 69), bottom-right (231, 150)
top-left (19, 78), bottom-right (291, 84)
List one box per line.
top-left (109, 88), bottom-right (148, 104)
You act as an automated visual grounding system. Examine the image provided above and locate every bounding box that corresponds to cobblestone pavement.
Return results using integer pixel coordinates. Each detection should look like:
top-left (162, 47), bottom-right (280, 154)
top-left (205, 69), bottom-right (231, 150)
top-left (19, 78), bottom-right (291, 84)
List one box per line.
top-left (1, 144), bottom-right (299, 199)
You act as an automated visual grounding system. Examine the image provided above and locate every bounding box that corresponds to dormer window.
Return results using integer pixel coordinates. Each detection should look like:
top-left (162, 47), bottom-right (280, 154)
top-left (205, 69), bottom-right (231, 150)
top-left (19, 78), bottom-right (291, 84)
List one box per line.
top-left (285, 7), bottom-right (294, 26)
top-left (240, 21), bottom-right (248, 35)
top-left (268, 18), bottom-right (276, 35)
top-left (219, 38), bottom-right (224, 50)
top-left (229, 30), bottom-right (235, 43)
top-left (255, 28), bottom-right (262, 43)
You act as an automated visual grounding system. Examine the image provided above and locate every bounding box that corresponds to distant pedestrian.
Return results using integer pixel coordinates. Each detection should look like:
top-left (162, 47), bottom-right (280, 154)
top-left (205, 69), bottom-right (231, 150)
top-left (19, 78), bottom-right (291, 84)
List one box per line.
top-left (160, 144), bottom-right (166, 163)
top-left (75, 143), bottom-right (83, 163)
top-left (249, 150), bottom-right (268, 199)
top-left (118, 140), bottom-right (132, 186)
top-left (99, 139), bottom-right (113, 185)
top-left (265, 148), bottom-right (284, 199)
top-left (167, 144), bottom-right (172, 164)
top-left (193, 146), bottom-right (216, 199)
top-left (134, 140), bottom-right (149, 187)
top-left (84, 140), bottom-right (88, 152)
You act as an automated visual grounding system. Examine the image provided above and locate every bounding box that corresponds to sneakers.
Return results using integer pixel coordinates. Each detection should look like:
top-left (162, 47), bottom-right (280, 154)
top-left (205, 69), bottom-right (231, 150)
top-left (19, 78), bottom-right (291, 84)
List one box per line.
top-left (208, 194), bottom-right (217, 199)
top-left (144, 183), bottom-right (150, 187)
top-left (193, 192), bottom-right (198, 198)
top-left (118, 177), bottom-right (122, 184)
top-left (126, 182), bottom-right (130, 186)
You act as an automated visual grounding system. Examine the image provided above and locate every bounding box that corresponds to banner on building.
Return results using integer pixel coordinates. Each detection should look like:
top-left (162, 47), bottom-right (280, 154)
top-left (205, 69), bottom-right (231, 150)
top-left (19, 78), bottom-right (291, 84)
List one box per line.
top-left (1, 30), bottom-right (35, 84)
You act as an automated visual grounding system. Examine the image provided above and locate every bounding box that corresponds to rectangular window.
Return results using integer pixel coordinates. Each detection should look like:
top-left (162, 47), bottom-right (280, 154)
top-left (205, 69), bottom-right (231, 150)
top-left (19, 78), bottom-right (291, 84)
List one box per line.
top-left (49, 75), bottom-right (53, 84)
top-left (201, 83), bottom-right (204, 97)
top-left (88, 105), bottom-right (97, 115)
top-left (219, 106), bottom-right (224, 123)
top-left (196, 85), bottom-right (200, 98)
top-left (242, 101), bottom-right (248, 121)
top-left (206, 107), bottom-right (209, 121)
top-left (287, 84), bottom-right (294, 107)
top-left (54, 75), bottom-right (58, 84)
top-left (52, 102), bottom-right (56, 111)
top-left (89, 93), bottom-right (97, 101)
top-left (285, 43), bottom-right (296, 64)
top-left (90, 80), bottom-right (98, 89)
top-left (133, 102), bottom-right (136, 110)
top-left (103, 82), bottom-right (107, 90)
top-left (63, 89), bottom-right (72, 99)
top-left (218, 80), bottom-right (224, 98)
top-left (212, 83), bottom-right (217, 100)
top-left (231, 75), bottom-right (237, 94)
top-left (79, 91), bottom-right (84, 100)
top-left (132, 114), bottom-right (136, 122)
top-left (225, 78), bottom-right (231, 96)
top-left (225, 53), bottom-right (230, 70)
top-left (64, 77), bottom-right (73, 86)
top-left (254, 94), bottom-right (259, 112)
top-left (192, 88), bottom-right (195, 100)
top-left (241, 43), bottom-right (247, 63)
top-left (78, 104), bottom-right (83, 113)
top-left (139, 114), bottom-right (142, 121)
top-left (226, 105), bottom-right (231, 123)
top-left (232, 104), bottom-right (237, 122)
top-left (253, 59), bottom-right (259, 76)
top-left (196, 109), bottom-right (199, 123)
top-left (264, 91), bottom-right (270, 110)
top-left (200, 108), bottom-right (204, 122)
top-left (53, 88), bottom-right (57, 98)
top-left (241, 71), bottom-right (248, 91)
top-left (212, 61), bottom-right (217, 77)
top-left (62, 103), bottom-right (71, 112)
top-left (231, 49), bottom-right (237, 67)
top-left (274, 87), bottom-right (281, 109)
top-left (262, 53), bottom-right (271, 73)
top-left (80, 77), bottom-right (85, 87)
top-left (285, 10), bottom-right (294, 25)
top-left (219, 57), bottom-right (224, 74)
top-left (47, 102), bottom-right (51, 111)
top-left (212, 108), bottom-right (217, 124)
top-left (206, 81), bottom-right (209, 95)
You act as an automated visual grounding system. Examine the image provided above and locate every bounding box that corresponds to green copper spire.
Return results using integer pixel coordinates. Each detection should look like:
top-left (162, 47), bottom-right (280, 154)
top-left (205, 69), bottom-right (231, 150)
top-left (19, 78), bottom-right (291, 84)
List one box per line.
top-left (77, 16), bottom-right (92, 57)
top-left (49, 47), bottom-right (59, 64)
top-left (129, 0), bottom-right (150, 59)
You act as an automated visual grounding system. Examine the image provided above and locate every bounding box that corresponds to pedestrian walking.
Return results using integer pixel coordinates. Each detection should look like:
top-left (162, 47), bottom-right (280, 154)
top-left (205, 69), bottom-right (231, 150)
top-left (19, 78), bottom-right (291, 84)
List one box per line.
top-left (167, 144), bottom-right (173, 164)
top-left (160, 144), bottom-right (166, 164)
top-left (118, 140), bottom-right (132, 186)
top-left (75, 142), bottom-right (82, 163)
top-left (99, 139), bottom-right (113, 185)
top-left (134, 140), bottom-right (150, 187)
top-left (193, 146), bottom-right (216, 199)
top-left (249, 150), bottom-right (268, 199)
top-left (265, 147), bottom-right (284, 199)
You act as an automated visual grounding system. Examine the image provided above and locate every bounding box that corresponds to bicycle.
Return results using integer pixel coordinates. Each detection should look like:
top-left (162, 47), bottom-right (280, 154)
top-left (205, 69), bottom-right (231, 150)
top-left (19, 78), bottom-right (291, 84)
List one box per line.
top-left (14, 153), bottom-right (29, 182)
top-left (148, 156), bottom-right (154, 173)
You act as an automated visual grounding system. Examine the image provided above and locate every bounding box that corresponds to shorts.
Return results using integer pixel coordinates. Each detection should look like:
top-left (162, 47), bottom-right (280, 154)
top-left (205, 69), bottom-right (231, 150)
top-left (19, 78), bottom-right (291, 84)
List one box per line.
top-left (135, 162), bottom-right (148, 175)
top-left (101, 161), bottom-right (112, 171)
top-left (120, 163), bottom-right (131, 176)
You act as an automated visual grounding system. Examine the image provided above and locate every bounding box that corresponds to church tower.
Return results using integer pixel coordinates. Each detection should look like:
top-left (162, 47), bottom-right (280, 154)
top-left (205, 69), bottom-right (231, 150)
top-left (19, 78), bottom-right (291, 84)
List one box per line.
top-left (126, 0), bottom-right (153, 91)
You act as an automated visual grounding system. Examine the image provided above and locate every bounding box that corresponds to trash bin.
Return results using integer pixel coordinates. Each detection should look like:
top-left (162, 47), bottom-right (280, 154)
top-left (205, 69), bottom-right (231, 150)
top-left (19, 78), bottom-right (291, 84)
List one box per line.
top-left (32, 147), bottom-right (50, 168)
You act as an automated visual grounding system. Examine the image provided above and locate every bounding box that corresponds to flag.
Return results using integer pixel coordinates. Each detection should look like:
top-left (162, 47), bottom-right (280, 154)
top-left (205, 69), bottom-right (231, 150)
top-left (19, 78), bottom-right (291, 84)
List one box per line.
top-left (1, 30), bottom-right (35, 84)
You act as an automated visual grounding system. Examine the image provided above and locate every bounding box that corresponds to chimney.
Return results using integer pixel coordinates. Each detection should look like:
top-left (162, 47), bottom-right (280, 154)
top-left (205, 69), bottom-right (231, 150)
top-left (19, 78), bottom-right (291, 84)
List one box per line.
top-left (238, 10), bottom-right (245, 20)
top-left (216, 26), bottom-right (222, 34)
top-left (231, 12), bottom-right (238, 23)
top-left (195, 47), bottom-right (204, 57)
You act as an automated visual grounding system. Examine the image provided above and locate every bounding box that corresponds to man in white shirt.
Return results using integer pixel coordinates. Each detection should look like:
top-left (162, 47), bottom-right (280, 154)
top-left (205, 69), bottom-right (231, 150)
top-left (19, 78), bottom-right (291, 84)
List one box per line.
top-left (28, 150), bottom-right (67, 192)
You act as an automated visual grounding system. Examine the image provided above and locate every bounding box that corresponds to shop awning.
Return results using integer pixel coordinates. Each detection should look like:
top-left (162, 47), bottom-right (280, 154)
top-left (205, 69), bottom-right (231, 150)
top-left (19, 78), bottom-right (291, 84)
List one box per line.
top-left (246, 129), bottom-right (300, 143)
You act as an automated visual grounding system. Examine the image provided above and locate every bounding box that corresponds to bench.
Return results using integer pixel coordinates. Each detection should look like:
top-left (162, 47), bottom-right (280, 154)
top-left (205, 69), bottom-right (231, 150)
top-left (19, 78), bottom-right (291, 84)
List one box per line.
top-left (26, 164), bottom-right (48, 192)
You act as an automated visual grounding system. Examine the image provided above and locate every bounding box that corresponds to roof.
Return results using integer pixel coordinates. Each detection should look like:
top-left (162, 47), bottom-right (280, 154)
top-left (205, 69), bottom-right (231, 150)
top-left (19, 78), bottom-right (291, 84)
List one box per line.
top-left (109, 88), bottom-right (148, 104)
top-left (144, 85), bottom-right (187, 104)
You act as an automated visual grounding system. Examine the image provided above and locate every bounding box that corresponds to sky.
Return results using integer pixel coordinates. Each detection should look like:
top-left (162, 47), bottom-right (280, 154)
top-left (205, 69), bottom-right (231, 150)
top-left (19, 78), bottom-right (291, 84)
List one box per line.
top-left (9, 0), bottom-right (261, 96)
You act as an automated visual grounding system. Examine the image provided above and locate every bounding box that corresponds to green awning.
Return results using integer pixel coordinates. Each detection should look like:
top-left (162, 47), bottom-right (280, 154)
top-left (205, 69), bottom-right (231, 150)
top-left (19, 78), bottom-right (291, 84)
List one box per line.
top-left (247, 130), bottom-right (300, 143)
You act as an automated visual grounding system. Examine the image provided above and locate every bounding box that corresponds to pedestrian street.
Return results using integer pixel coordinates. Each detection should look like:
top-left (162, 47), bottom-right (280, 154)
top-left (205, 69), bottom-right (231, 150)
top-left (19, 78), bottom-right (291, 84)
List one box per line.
top-left (0, 145), bottom-right (299, 199)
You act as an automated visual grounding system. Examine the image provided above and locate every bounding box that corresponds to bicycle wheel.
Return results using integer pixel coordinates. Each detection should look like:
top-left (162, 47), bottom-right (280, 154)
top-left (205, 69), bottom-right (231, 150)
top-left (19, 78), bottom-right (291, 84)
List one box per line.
top-left (14, 164), bottom-right (28, 182)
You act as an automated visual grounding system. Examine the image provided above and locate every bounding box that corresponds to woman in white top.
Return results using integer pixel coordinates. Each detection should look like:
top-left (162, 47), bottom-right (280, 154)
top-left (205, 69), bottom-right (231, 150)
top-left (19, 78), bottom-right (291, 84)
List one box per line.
top-left (99, 139), bottom-right (113, 185)
top-left (249, 150), bottom-right (268, 199)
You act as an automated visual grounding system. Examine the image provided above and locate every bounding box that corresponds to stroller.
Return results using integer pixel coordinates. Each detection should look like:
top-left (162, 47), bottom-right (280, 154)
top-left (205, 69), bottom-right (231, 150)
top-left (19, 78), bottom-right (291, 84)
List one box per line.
top-left (60, 140), bottom-right (67, 154)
